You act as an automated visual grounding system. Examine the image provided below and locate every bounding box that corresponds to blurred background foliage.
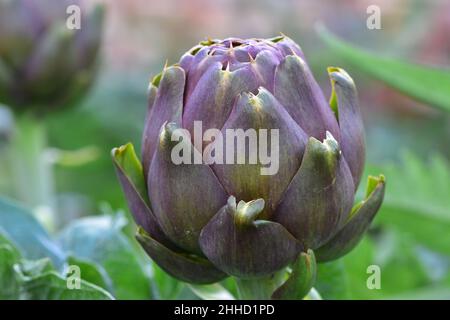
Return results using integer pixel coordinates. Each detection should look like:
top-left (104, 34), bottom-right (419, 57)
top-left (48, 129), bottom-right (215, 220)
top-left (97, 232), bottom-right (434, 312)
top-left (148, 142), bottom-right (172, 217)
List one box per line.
top-left (0, 0), bottom-right (449, 299)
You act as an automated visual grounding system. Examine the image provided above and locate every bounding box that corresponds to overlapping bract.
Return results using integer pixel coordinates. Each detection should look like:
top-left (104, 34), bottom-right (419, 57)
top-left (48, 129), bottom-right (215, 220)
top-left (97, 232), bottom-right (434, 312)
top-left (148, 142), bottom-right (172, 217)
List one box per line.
top-left (112, 36), bottom-right (385, 284)
top-left (0, 0), bottom-right (104, 113)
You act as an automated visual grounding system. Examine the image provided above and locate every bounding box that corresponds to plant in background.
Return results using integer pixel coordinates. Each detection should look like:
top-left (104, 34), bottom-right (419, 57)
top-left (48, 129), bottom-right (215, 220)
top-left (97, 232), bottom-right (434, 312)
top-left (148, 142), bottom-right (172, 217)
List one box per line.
top-left (0, 0), bottom-right (104, 227)
top-left (0, 0), bottom-right (104, 114)
top-left (112, 36), bottom-right (386, 299)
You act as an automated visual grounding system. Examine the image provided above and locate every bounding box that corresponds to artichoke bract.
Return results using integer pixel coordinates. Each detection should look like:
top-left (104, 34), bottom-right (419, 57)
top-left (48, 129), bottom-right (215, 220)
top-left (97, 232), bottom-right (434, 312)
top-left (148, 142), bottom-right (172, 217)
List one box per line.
top-left (0, 0), bottom-right (104, 113)
top-left (112, 36), bottom-right (385, 292)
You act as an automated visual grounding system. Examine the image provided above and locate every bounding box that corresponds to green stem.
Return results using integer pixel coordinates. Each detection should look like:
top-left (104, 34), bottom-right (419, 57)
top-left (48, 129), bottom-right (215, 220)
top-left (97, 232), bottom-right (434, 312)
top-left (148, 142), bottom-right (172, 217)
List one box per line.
top-left (8, 114), bottom-right (56, 230)
top-left (235, 271), bottom-right (286, 300)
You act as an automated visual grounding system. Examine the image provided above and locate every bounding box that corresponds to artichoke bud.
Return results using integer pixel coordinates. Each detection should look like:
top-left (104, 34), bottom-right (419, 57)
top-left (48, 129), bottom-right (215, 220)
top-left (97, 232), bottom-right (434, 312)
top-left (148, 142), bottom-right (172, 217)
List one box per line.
top-left (112, 36), bottom-right (385, 293)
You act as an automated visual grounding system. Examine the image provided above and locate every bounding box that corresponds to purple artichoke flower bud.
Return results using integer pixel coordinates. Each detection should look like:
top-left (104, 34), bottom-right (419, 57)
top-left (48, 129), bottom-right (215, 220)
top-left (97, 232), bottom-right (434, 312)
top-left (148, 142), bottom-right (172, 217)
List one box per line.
top-left (0, 0), bottom-right (104, 114)
top-left (112, 36), bottom-right (385, 289)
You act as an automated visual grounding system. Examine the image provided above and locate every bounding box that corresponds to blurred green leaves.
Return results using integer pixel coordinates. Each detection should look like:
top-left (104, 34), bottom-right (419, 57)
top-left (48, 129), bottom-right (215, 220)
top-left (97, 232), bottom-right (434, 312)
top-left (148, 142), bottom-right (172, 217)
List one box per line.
top-left (0, 195), bottom-right (212, 300)
top-left (66, 256), bottom-right (112, 292)
top-left (0, 236), bottom-right (21, 299)
top-left (316, 260), bottom-right (350, 299)
top-left (0, 230), bottom-right (112, 300)
top-left (370, 153), bottom-right (450, 255)
top-left (58, 214), bottom-right (153, 300)
top-left (0, 196), bottom-right (65, 266)
top-left (18, 270), bottom-right (113, 300)
top-left (0, 197), bottom-right (155, 299)
top-left (151, 263), bottom-right (186, 299)
top-left (318, 26), bottom-right (450, 113)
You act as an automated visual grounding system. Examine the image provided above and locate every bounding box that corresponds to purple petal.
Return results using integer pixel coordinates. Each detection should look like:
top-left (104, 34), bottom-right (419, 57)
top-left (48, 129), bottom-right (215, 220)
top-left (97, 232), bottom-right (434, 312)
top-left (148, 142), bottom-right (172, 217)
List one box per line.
top-left (182, 62), bottom-right (260, 135)
top-left (137, 227), bottom-right (227, 284)
top-left (273, 35), bottom-right (305, 58)
top-left (111, 143), bottom-right (173, 248)
top-left (147, 122), bottom-right (228, 254)
top-left (179, 48), bottom-right (197, 73)
top-left (199, 196), bottom-right (301, 278)
top-left (251, 49), bottom-right (281, 92)
top-left (212, 88), bottom-right (307, 219)
top-left (328, 67), bottom-right (365, 189)
top-left (141, 66), bottom-right (185, 177)
top-left (273, 133), bottom-right (355, 249)
top-left (183, 48), bottom-right (222, 102)
top-left (146, 82), bottom-right (158, 112)
top-left (274, 55), bottom-right (340, 140)
top-left (316, 175), bottom-right (385, 262)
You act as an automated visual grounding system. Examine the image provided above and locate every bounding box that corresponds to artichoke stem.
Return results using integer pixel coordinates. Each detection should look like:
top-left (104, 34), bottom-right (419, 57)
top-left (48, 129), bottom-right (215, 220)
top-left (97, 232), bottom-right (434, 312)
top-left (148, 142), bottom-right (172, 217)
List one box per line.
top-left (7, 113), bottom-right (56, 230)
top-left (234, 271), bottom-right (286, 300)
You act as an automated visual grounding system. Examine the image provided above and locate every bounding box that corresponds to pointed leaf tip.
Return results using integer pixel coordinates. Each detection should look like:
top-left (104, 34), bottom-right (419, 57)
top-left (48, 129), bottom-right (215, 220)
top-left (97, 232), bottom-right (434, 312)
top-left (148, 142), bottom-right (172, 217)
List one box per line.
top-left (111, 143), bottom-right (147, 202)
top-left (365, 174), bottom-right (385, 198)
top-left (111, 143), bottom-right (137, 162)
top-left (328, 66), bottom-right (354, 81)
top-left (234, 198), bottom-right (265, 227)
